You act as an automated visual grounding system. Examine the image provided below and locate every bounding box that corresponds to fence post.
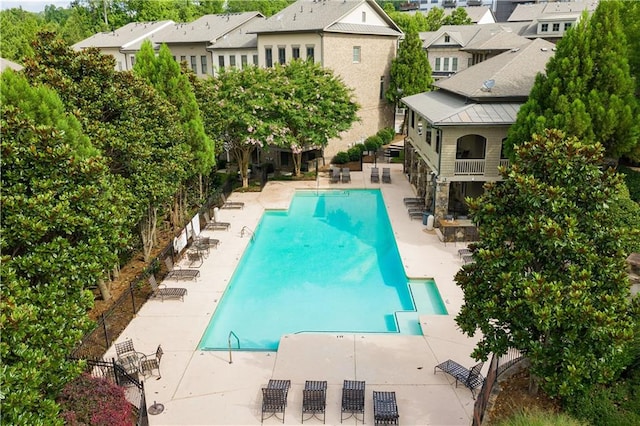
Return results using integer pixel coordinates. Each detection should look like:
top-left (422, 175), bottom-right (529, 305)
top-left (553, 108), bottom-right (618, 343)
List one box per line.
top-left (130, 282), bottom-right (137, 314)
top-left (102, 313), bottom-right (110, 348)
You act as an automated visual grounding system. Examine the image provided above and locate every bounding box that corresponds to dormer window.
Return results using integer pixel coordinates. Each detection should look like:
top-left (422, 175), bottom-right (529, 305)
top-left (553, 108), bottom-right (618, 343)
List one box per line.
top-left (444, 35), bottom-right (450, 43)
top-left (541, 23), bottom-right (549, 32)
top-left (564, 22), bottom-right (572, 31)
top-left (552, 23), bottom-right (560, 32)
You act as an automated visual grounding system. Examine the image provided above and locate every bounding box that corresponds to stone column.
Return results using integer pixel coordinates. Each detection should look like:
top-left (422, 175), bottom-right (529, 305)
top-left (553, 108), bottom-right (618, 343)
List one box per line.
top-left (434, 180), bottom-right (450, 223)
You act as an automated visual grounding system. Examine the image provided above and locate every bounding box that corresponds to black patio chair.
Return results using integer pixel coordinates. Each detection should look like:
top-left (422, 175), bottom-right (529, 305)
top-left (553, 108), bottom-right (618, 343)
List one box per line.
top-left (434, 359), bottom-right (485, 398)
top-left (261, 387), bottom-right (288, 424)
top-left (302, 380), bottom-right (327, 424)
top-left (341, 380), bottom-right (365, 423)
top-left (373, 391), bottom-right (399, 425)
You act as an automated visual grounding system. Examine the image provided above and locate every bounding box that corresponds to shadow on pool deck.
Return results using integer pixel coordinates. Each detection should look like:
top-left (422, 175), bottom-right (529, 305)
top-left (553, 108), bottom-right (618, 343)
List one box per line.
top-left (107, 163), bottom-right (483, 425)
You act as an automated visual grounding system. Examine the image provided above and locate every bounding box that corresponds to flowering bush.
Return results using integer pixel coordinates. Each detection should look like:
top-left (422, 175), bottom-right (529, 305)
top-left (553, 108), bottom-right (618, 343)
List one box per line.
top-left (58, 373), bottom-right (132, 426)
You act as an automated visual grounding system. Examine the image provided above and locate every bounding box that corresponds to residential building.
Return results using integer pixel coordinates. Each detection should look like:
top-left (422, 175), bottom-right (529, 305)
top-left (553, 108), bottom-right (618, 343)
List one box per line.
top-left (401, 38), bottom-right (555, 222)
top-left (421, 22), bottom-right (530, 79)
top-left (249, 0), bottom-right (403, 162)
top-left (73, 20), bottom-right (175, 71)
top-left (507, 0), bottom-right (598, 41)
top-left (412, 0), bottom-right (494, 12)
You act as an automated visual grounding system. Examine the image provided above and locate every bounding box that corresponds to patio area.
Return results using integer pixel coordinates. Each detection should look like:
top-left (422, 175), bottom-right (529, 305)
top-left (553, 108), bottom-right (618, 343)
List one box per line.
top-left (107, 163), bottom-right (484, 425)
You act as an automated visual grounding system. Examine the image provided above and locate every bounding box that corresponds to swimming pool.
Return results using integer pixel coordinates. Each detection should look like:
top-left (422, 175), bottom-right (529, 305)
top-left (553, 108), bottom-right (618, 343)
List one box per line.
top-left (198, 189), bottom-right (446, 351)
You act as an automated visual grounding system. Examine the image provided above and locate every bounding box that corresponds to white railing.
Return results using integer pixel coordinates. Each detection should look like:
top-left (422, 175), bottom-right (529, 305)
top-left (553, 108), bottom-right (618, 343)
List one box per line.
top-left (454, 159), bottom-right (485, 175)
top-left (499, 159), bottom-right (511, 169)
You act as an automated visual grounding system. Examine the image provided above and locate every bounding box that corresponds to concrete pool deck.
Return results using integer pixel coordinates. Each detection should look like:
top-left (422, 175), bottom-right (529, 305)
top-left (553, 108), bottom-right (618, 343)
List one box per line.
top-left (108, 163), bottom-right (484, 425)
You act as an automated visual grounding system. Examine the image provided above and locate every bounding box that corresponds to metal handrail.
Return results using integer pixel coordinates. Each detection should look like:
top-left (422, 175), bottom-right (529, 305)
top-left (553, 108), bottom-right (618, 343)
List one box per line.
top-left (240, 226), bottom-right (255, 241)
top-left (228, 331), bottom-right (240, 364)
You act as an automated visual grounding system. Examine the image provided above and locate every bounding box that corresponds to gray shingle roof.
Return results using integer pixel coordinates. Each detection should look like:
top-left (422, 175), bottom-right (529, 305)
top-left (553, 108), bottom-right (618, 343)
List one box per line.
top-left (158, 12), bottom-right (263, 44)
top-left (401, 90), bottom-right (521, 126)
top-left (508, 0), bottom-right (598, 22)
top-left (210, 18), bottom-right (265, 49)
top-left (421, 22), bottom-right (530, 49)
top-left (0, 57), bottom-right (23, 71)
top-left (72, 20), bottom-right (174, 50)
top-left (249, 0), bottom-right (401, 36)
top-left (434, 38), bottom-right (555, 100)
top-left (443, 6), bottom-right (495, 24)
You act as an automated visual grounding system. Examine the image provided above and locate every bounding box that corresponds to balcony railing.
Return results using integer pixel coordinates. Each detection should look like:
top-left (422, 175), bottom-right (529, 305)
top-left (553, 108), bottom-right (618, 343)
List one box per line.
top-left (499, 159), bottom-right (511, 169)
top-left (455, 159), bottom-right (485, 175)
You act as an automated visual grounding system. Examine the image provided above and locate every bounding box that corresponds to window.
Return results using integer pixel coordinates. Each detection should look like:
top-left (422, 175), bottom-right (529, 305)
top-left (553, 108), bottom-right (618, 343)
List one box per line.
top-left (443, 57), bottom-right (449, 71)
top-left (130, 55), bottom-right (135, 67)
top-left (552, 23), bottom-right (560, 32)
top-left (541, 23), bottom-right (549, 32)
top-left (229, 55), bottom-right (236, 68)
top-left (278, 47), bottom-right (286, 65)
top-left (180, 55), bottom-right (186, 63)
top-left (564, 22), bottom-right (572, 31)
top-left (426, 125), bottom-right (432, 145)
top-left (435, 57), bottom-right (441, 71)
top-left (444, 35), bottom-right (450, 43)
top-left (117, 61), bottom-right (123, 71)
top-left (200, 56), bottom-right (207, 74)
top-left (379, 76), bottom-right (384, 100)
top-left (241, 55), bottom-right (248, 67)
top-left (452, 57), bottom-right (458, 72)
top-left (353, 46), bottom-right (361, 63)
top-left (292, 46), bottom-right (300, 59)
top-left (190, 56), bottom-right (197, 73)
top-left (265, 47), bottom-right (273, 67)
top-left (362, 11), bottom-right (366, 22)
top-left (218, 55), bottom-right (225, 70)
top-left (253, 54), bottom-right (258, 65)
top-left (435, 129), bottom-right (441, 154)
top-left (172, 56), bottom-right (176, 61)
top-left (306, 46), bottom-right (315, 63)
top-left (411, 111), bottom-right (415, 129)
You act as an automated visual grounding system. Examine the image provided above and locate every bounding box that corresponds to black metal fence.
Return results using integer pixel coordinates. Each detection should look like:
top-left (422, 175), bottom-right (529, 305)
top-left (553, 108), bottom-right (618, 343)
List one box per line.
top-left (472, 348), bottom-right (524, 426)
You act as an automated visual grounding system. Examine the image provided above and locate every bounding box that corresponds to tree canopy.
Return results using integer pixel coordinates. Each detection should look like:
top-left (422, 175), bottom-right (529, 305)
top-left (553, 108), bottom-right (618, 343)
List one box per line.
top-left (505, 1), bottom-right (639, 162)
top-left (0, 69), bottom-right (130, 424)
top-left (384, 6), bottom-right (470, 33)
top-left (456, 129), bottom-right (638, 400)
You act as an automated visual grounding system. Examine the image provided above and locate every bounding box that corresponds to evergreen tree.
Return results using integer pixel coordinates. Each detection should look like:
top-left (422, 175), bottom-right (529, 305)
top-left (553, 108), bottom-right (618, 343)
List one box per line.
top-left (456, 129), bottom-right (638, 401)
top-left (386, 28), bottom-right (433, 131)
top-left (506, 1), bottom-right (639, 161)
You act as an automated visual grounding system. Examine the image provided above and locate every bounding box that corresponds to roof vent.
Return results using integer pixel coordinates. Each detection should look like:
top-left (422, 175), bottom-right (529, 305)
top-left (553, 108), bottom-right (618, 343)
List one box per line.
top-left (481, 79), bottom-right (495, 92)
top-left (511, 47), bottom-right (520, 53)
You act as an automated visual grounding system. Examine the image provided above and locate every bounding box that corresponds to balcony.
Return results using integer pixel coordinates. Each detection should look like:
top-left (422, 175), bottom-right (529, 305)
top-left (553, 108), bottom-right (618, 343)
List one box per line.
top-left (442, 0), bottom-right (457, 8)
top-left (455, 159), bottom-right (485, 175)
top-left (499, 159), bottom-right (511, 169)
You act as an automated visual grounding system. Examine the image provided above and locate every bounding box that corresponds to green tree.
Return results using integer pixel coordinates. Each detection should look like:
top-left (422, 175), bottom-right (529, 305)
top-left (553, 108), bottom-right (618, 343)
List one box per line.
top-left (25, 32), bottom-right (191, 261)
top-left (275, 60), bottom-right (360, 176)
top-left (206, 66), bottom-right (287, 187)
top-left (455, 129), bottom-right (638, 400)
top-left (225, 0), bottom-right (293, 16)
top-left (386, 28), bottom-right (433, 133)
top-left (506, 1), bottom-right (639, 162)
top-left (0, 70), bottom-right (130, 424)
top-left (0, 8), bottom-right (52, 61)
top-left (442, 7), bottom-right (472, 26)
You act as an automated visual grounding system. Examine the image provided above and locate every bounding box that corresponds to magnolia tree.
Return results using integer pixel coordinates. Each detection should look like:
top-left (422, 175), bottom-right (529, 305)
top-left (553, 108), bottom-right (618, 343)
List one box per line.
top-left (455, 129), bottom-right (638, 401)
top-left (275, 60), bottom-right (359, 176)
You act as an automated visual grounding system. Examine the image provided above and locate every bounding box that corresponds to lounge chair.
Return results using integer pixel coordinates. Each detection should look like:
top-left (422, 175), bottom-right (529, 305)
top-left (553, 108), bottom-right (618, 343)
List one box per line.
top-left (148, 275), bottom-right (188, 302)
top-left (163, 257), bottom-right (200, 281)
top-left (462, 255), bottom-right (475, 264)
top-left (203, 211), bottom-right (230, 231)
top-left (330, 167), bottom-right (340, 183)
top-left (220, 193), bottom-right (244, 209)
top-left (140, 345), bottom-right (163, 379)
top-left (341, 168), bottom-right (351, 183)
top-left (186, 251), bottom-right (203, 268)
top-left (373, 391), bottom-right (399, 425)
top-left (340, 380), bottom-right (365, 423)
top-left (403, 197), bottom-right (422, 205)
top-left (434, 360), bottom-right (485, 398)
top-left (382, 167), bottom-right (391, 183)
top-left (458, 248), bottom-right (472, 258)
top-left (370, 167), bottom-right (380, 183)
top-left (262, 379), bottom-right (290, 424)
top-left (302, 380), bottom-right (327, 424)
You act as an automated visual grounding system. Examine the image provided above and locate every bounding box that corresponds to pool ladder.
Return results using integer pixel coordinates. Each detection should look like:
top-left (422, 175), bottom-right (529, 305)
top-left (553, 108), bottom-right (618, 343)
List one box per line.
top-left (240, 226), bottom-right (255, 241)
top-left (228, 331), bottom-right (240, 364)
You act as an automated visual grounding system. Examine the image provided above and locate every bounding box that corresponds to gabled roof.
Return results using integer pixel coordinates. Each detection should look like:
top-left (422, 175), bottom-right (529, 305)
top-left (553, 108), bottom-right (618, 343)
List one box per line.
top-left (209, 18), bottom-right (265, 50)
top-left (421, 22), bottom-right (530, 49)
top-left (443, 6), bottom-right (495, 24)
top-left (158, 12), bottom-right (263, 44)
top-left (434, 38), bottom-right (555, 101)
top-left (462, 30), bottom-right (530, 52)
top-left (508, 0), bottom-right (598, 22)
top-left (401, 90), bottom-right (520, 126)
top-left (73, 21), bottom-right (174, 50)
top-left (249, 0), bottom-right (402, 37)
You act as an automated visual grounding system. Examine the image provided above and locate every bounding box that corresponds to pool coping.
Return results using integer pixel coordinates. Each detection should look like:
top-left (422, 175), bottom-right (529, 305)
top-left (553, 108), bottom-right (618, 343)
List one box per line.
top-left (108, 163), bottom-right (483, 425)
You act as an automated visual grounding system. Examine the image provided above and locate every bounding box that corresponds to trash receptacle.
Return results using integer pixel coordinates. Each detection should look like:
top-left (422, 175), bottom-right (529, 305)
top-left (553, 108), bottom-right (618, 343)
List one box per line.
top-left (426, 214), bottom-right (435, 230)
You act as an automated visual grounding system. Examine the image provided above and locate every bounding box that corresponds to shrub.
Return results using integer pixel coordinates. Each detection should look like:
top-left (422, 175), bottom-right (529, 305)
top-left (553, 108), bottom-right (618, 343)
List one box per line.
top-left (347, 145), bottom-right (363, 161)
top-left (495, 407), bottom-right (586, 426)
top-left (377, 127), bottom-right (396, 144)
top-left (58, 374), bottom-right (132, 426)
top-left (618, 166), bottom-right (640, 203)
top-left (365, 135), bottom-right (383, 152)
top-left (332, 151), bottom-right (350, 164)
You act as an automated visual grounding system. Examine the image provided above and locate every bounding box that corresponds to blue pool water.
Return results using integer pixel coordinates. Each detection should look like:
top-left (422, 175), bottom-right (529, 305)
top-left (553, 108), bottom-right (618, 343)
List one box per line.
top-left (198, 189), bottom-right (446, 351)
